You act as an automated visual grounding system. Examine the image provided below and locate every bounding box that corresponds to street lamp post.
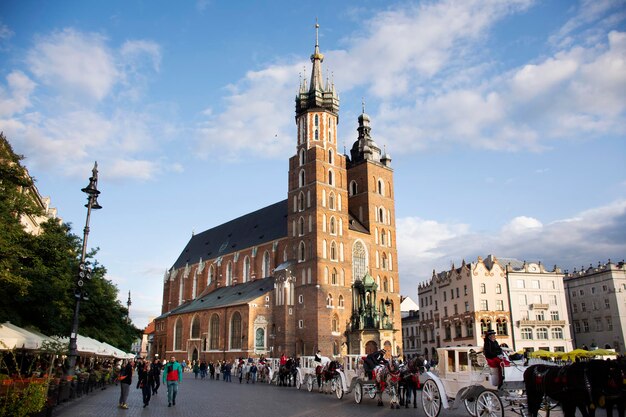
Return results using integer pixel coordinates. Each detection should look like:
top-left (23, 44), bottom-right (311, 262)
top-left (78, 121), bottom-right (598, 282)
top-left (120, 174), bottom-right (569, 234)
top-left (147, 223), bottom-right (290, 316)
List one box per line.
top-left (67, 162), bottom-right (102, 376)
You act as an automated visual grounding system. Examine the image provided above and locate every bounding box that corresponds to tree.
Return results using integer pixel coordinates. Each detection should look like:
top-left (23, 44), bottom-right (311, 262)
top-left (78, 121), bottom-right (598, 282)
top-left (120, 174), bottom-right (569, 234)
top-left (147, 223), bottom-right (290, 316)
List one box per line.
top-left (0, 133), bottom-right (141, 351)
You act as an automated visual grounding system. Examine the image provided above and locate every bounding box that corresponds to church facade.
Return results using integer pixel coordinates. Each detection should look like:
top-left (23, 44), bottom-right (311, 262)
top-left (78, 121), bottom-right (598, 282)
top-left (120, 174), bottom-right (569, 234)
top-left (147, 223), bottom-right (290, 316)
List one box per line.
top-left (153, 28), bottom-right (402, 363)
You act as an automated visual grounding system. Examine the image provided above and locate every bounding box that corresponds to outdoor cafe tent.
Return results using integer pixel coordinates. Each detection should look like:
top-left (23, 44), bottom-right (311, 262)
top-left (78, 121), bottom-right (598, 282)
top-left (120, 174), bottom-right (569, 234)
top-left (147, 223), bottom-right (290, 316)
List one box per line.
top-left (0, 321), bottom-right (52, 350)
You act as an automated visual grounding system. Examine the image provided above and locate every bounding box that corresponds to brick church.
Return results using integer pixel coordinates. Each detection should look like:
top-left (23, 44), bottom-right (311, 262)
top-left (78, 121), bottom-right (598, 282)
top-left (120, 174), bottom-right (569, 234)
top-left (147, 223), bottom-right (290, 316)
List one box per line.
top-left (154, 26), bottom-right (402, 363)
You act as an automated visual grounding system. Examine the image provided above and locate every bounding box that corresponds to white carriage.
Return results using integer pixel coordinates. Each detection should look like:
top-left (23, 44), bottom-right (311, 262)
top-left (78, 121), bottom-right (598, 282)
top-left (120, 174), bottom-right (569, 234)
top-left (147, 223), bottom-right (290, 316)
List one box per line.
top-left (420, 346), bottom-right (541, 417)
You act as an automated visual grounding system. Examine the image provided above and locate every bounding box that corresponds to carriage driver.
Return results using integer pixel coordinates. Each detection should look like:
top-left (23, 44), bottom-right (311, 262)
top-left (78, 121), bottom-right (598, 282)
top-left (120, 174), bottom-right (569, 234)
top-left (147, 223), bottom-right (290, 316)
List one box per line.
top-left (483, 330), bottom-right (509, 388)
top-left (364, 348), bottom-right (388, 379)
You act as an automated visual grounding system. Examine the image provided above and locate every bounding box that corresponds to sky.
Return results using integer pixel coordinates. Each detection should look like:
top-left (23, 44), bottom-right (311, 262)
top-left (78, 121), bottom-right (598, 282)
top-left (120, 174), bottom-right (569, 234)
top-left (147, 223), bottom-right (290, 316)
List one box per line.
top-left (1, 0), bottom-right (625, 330)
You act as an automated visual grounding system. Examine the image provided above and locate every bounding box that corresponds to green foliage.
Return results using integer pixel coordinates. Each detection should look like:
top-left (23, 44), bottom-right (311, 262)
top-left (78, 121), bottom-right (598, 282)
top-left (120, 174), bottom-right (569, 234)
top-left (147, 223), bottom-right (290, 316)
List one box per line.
top-left (0, 132), bottom-right (141, 352)
top-left (0, 347), bottom-right (49, 417)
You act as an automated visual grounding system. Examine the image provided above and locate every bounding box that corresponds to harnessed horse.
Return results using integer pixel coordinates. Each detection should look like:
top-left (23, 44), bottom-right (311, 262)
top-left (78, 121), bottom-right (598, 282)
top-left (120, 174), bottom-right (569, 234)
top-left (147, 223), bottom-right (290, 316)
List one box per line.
top-left (524, 360), bottom-right (623, 417)
top-left (278, 358), bottom-right (296, 387)
top-left (374, 357), bottom-right (402, 408)
top-left (316, 360), bottom-right (341, 393)
top-left (399, 356), bottom-right (423, 408)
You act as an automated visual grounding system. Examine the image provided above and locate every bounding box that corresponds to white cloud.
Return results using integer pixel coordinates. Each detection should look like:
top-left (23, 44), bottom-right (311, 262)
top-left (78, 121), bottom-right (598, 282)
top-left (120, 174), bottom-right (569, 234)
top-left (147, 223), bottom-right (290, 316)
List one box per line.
top-left (27, 29), bottom-right (119, 101)
top-left (0, 71), bottom-right (36, 117)
top-left (396, 200), bottom-right (626, 292)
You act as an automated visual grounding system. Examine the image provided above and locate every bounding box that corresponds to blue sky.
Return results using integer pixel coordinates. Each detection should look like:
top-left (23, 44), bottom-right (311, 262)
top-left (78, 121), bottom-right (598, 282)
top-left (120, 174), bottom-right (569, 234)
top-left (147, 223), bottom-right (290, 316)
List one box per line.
top-left (1, 0), bottom-right (625, 330)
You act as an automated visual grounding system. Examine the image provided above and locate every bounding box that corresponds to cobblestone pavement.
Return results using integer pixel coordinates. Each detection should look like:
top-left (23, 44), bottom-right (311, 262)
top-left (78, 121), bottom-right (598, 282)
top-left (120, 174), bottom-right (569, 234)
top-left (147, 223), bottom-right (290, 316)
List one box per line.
top-left (51, 372), bottom-right (568, 417)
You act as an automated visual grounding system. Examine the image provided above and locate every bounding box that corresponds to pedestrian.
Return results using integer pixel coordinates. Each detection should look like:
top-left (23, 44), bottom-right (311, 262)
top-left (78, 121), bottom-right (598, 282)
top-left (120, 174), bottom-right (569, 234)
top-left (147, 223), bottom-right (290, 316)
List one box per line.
top-left (193, 361), bottom-right (199, 379)
top-left (118, 359), bottom-right (134, 409)
top-left (181, 359), bottom-right (187, 372)
top-left (209, 362), bottom-right (215, 380)
top-left (136, 362), bottom-right (154, 408)
top-left (250, 362), bottom-right (257, 383)
top-left (151, 358), bottom-right (161, 395)
top-left (215, 361), bottom-right (220, 381)
top-left (163, 356), bottom-right (183, 407)
top-left (238, 363), bottom-right (243, 383)
top-left (200, 360), bottom-right (207, 379)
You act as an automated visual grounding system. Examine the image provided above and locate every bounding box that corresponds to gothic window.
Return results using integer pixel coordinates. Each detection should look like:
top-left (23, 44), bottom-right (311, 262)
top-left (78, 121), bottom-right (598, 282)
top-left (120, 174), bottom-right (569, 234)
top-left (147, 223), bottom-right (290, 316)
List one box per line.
top-left (315, 129), bottom-right (319, 140)
top-left (383, 277), bottom-right (388, 292)
top-left (332, 314), bottom-right (339, 332)
top-left (331, 268), bottom-right (338, 285)
top-left (349, 181), bottom-right (358, 196)
top-left (298, 191), bottom-right (305, 211)
top-left (315, 114), bottom-right (319, 127)
top-left (382, 253), bottom-right (388, 270)
top-left (174, 318), bottom-right (183, 351)
top-left (338, 295), bottom-right (344, 308)
top-left (298, 217), bottom-right (305, 235)
top-left (299, 241), bottom-right (306, 262)
top-left (243, 256), bottom-right (250, 282)
top-left (209, 315), bottom-right (219, 350)
top-left (230, 312), bottom-right (242, 350)
top-left (192, 271), bottom-right (198, 299)
top-left (378, 207), bottom-right (384, 223)
top-left (262, 251), bottom-right (270, 278)
top-left (330, 241), bottom-right (337, 261)
top-left (377, 179), bottom-right (384, 195)
top-left (327, 293), bottom-right (333, 307)
top-left (299, 170), bottom-right (305, 188)
top-left (328, 149), bottom-right (333, 164)
top-left (208, 264), bottom-right (215, 284)
top-left (352, 241), bottom-right (367, 282)
top-left (330, 216), bottom-right (336, 234)
top-left (178, 276), bottom-right (183, 305)
top-left (299, 148), bottom-right (305, 165)
top-left (226, 262), bottom-right (232, 286)
top-left (328, 170), bottom-right (334, 186)
top-left (329, 192), bottom-right (335, 210)
top-left (380, 229), bottom-right (386, 245)
top-left (191, 315), bottom-right (200, 339)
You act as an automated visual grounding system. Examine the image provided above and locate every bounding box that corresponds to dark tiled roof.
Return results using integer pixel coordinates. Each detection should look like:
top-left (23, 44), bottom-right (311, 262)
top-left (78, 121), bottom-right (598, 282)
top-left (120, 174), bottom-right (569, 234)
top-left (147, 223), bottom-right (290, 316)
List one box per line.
top-left (172, 200), bottom-right (288, 269)
top-left (156, 277), bottom-right (275, 320)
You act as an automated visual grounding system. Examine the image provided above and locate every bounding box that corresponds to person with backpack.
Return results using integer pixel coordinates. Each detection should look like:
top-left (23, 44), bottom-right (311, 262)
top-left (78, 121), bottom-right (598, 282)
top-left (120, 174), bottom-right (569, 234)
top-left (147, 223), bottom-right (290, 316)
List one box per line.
top-left (162, 356), bottom-right (183, 407)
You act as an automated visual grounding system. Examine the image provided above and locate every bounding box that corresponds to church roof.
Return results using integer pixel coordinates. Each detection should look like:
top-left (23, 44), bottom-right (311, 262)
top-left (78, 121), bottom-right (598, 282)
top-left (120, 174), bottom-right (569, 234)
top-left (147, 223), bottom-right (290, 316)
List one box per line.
top-left (156, 276), bottom-right (275, 319)
top-left (172, 200), bottom-right (288, 270)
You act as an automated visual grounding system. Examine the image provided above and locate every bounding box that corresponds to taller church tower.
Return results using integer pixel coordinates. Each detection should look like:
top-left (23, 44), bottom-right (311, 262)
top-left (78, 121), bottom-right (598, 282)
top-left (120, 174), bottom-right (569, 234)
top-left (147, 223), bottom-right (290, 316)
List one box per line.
top-left (277, 24), bottom-right (401, 357)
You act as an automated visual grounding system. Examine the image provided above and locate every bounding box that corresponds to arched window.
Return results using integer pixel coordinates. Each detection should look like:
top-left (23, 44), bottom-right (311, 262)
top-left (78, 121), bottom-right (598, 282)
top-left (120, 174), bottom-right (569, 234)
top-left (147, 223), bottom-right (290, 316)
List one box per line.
top-left (536, 327), bottom-right (548, 340)
top-left (192, 271), bottom-right (198, 299)
top-left (332, 314), bottom-right (339, 332)
top-left (299, 241), bottom-right (306, 262)
top-left (378, 207), bottom-right (384, 223)
top-left (226, 262), bottom-right (233, 286)
top-left (380, 229), bottom-right (386, 245)
top-left (382, 253), bottom-right (388, 270)
top-left (230, 312), bottom-right (242, 349)
top-left (299, 148), bottom-right (305, 165)
top-left (521, 327), bottom-right (533, 340)
top-left (243, 256), bottom-right (250, 282)
top-left (328, 170), bottom-right (334, 185)
top-left (327, 293), bottom-right (333, 307)
top-left (298, 191), bottom-right (305, 211)
top-left (352, 241), bottom-right (367, 282)
top-left (298, 217), bottom-right (305, 235)
top-left (191, 316), bottom-right (200, 339)
top-left (329, 192), bottom-right (335, 210)
top-left (299, 170), bottom-right (305, 187)
top-left (328, 149), bottom-right (333, 164)
top-left (208, 264), bottom-right (215, 284)
top-left (262, 251), bottom-right (270, 278)
top-left (378, 179), bottom-right (384, 195)
top-left (174, 319), bottom-right (183, 351)
top-left (210, 314), bottom-right (219, 349)
top-left (315, 114), bottom-right (319, 127)
top-left (349, 181), bottom-right (358, 196)
top-left (330, 216), bottom-right (336, 234)
top-left (339, 295), bottom-right (344, 308)
top-left (383, 277), bottom-right (388, 292)
top-left (330, 241), bottom-right (337, 261)
top-left (551, 328), bottom-right (563, 339)
top-left (331, 268), bottom-right (338, 285)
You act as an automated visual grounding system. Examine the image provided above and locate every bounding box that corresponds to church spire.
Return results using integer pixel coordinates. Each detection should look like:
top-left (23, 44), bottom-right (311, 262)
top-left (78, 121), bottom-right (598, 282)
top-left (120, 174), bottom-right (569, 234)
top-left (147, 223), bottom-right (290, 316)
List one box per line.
top-left (309, 20), bottom-right (324, 94)
top-left (295, 20), bottom-right (339, 119)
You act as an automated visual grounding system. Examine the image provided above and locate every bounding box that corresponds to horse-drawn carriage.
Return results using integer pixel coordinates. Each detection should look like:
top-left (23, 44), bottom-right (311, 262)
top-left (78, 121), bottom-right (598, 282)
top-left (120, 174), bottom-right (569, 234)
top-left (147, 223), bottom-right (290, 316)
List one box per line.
top-left (420, 346), bottom-right (535, 417)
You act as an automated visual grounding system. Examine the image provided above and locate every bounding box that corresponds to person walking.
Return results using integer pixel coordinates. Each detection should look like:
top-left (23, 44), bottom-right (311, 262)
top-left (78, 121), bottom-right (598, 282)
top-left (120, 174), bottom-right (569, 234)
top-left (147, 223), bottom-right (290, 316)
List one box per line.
top-left (151, 358), bottom-right (161, 395)
top-left (136, 362), bottom-right (154, 408)
top-left (215, 361), bottom-right (220, 381)
top-left (250, 362), bottom-right (257, 384)
top-left (193, 361), bottom-right (200, 379)
top-left (118, 359), bottom-right (134, 409)
top-left (163, 356), bottom-right (183, 407)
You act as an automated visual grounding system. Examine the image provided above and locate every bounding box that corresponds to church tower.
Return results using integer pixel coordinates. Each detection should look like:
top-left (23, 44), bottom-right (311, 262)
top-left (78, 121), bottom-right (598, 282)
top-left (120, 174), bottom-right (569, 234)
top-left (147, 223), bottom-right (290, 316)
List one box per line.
top-left (279, 23), bottom-right (353, 356)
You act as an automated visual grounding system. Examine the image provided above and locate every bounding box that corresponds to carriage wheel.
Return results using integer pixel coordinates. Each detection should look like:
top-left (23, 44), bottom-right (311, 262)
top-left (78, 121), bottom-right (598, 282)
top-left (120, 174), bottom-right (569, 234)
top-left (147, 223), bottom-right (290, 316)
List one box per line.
top-left (475, 391), bottom-right (504, 417)
top-left (367, 383), bottom-right (378, 399)
top-left (421, 379), bottom-right (442, 417)
top-left (306, 375), bottom-right (314, 392)
top-left (334, 376), bottom-right (344, 399)
top-left (354, 381), bottom-right (363, 404)
top-left (464, 398), bottom-right (477, 417)
top-left (296, 374), bottom-right (302, 390)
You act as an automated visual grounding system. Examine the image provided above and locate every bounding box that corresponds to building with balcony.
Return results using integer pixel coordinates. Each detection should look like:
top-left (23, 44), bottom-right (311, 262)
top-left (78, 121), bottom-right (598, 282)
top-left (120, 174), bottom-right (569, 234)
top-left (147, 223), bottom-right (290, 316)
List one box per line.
top-left (564, 260), bottom-right (626, 351)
